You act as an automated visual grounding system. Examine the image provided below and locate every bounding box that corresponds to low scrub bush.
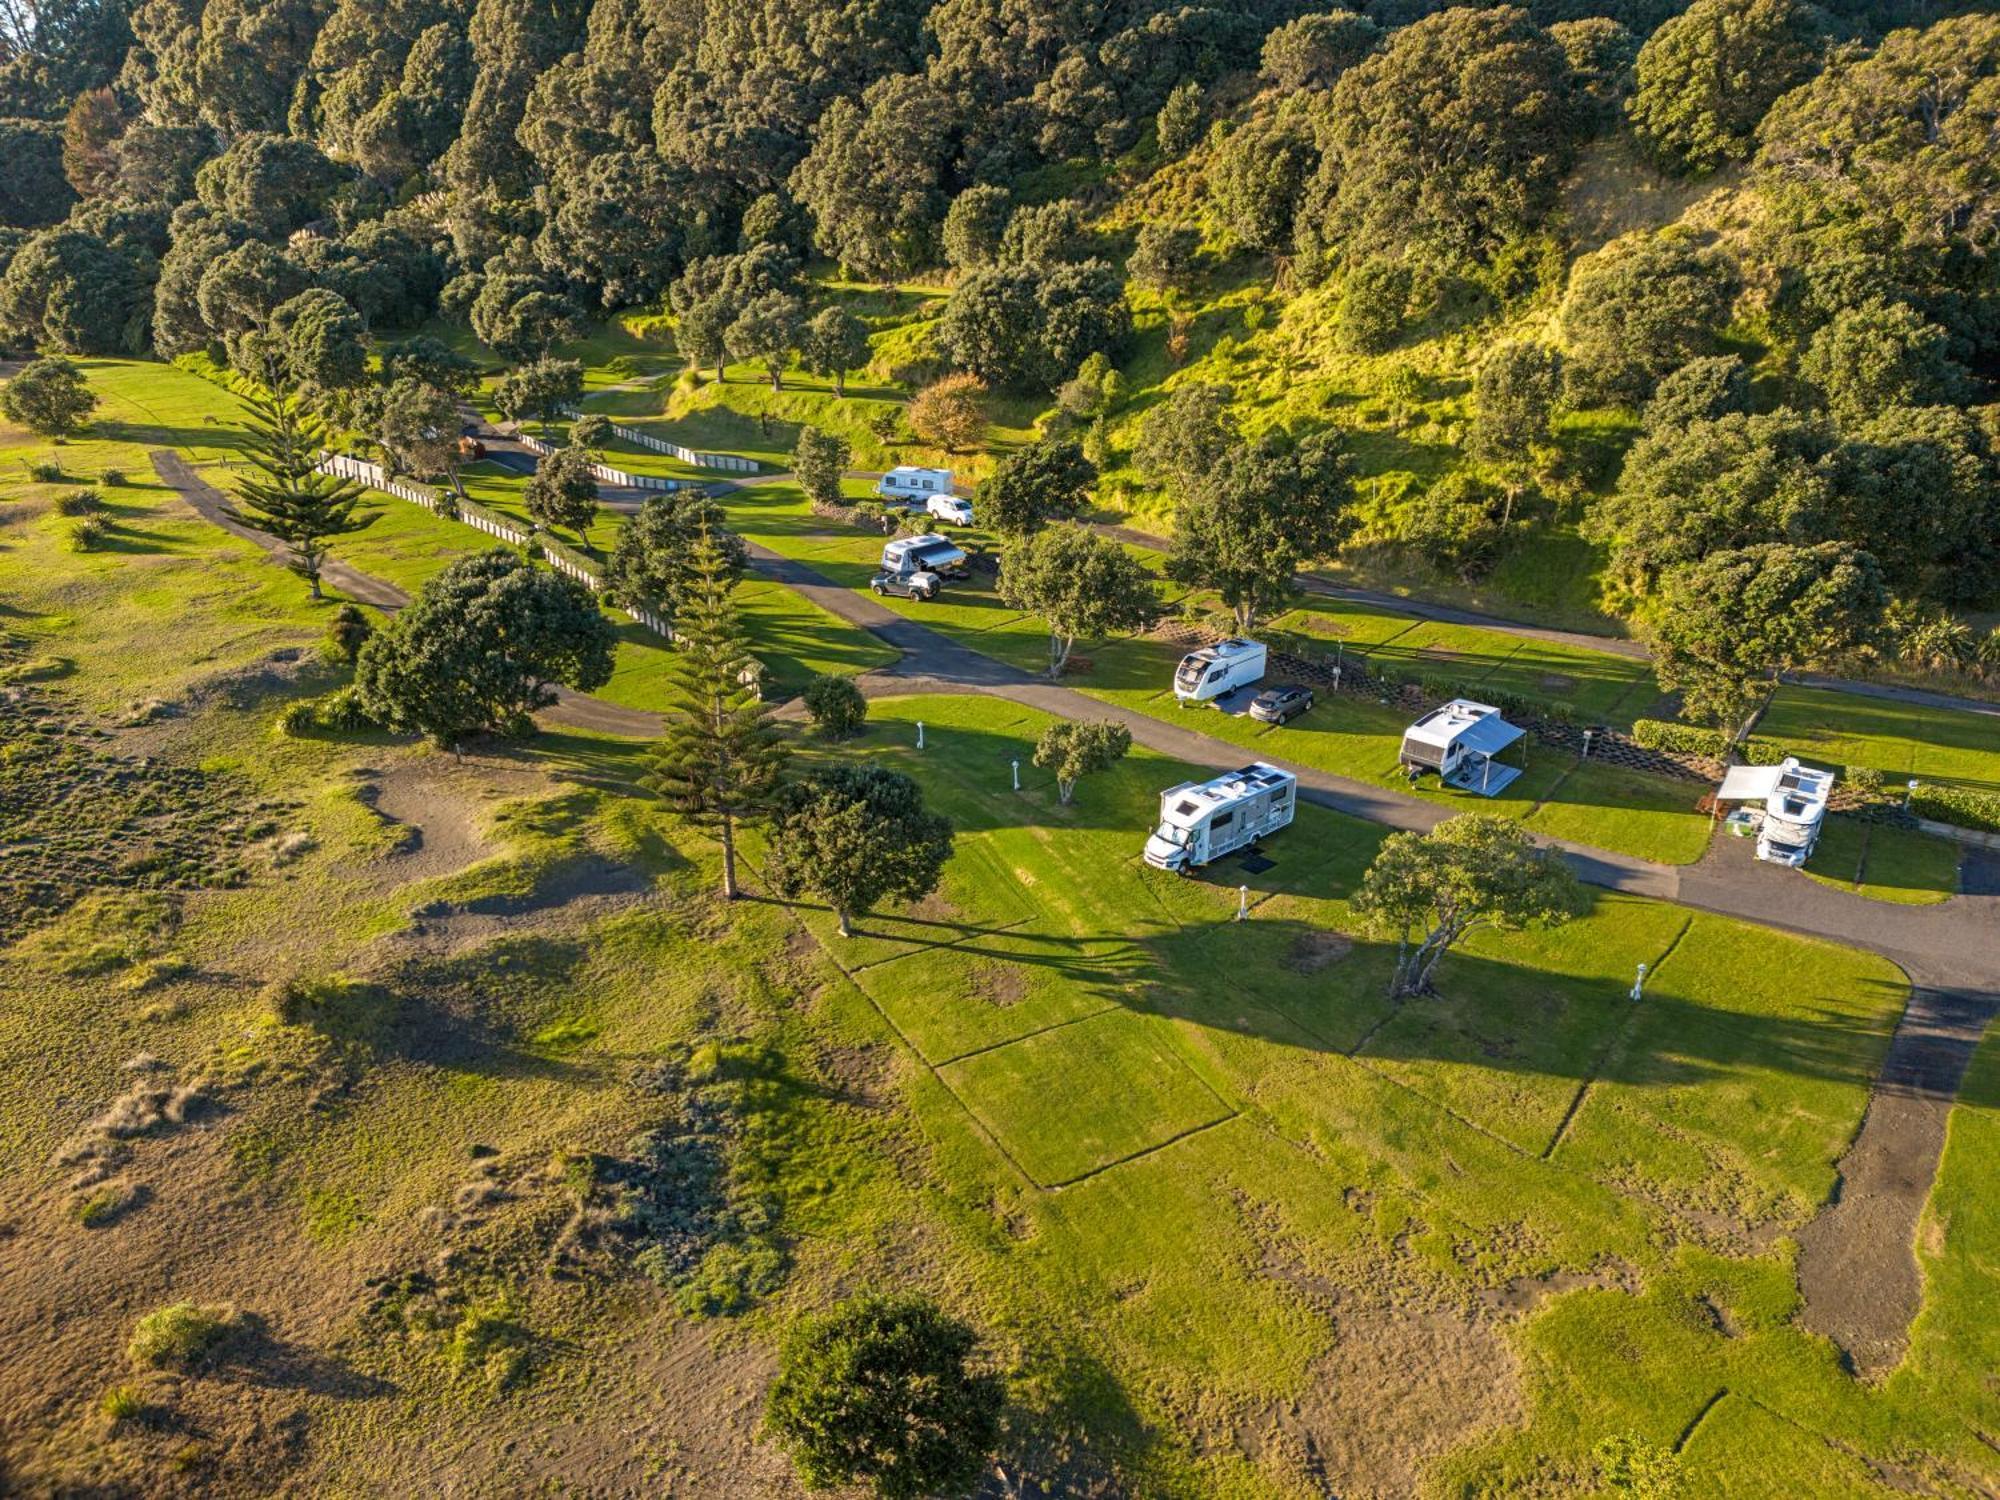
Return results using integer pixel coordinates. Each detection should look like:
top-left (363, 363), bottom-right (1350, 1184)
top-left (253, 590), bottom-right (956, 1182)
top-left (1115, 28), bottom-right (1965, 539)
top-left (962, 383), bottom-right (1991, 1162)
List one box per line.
top-left (53, 489), bottom-right (100, 516)
top-left (128, 1302), bottom-right (237, 1369)
top-left (263, 973), bottom-right (396, 1040)
top-left (322, 603), bottom-right (374, 665)
top-left (278, 688), bottom-right (377, 737)
top-left (99, 1384), bottom-right (147, 1423)
top-left (1911, 783), bottom-right (2000, 834)
top-left (67, 515), bottom-right (111, 551)
top-left (101, 468), bottom-right (127, 486)
top-left (26, 458), bottom-right (64, 482)
top-left (802, 674), bottom-right (868, 738)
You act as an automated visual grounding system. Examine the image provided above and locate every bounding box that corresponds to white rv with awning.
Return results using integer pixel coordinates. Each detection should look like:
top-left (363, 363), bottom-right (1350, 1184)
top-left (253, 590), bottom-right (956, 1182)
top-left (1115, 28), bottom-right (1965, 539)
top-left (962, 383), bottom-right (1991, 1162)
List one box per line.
top-left (1142, 763), bottom-right (1297, 872)
top-left (1398, 699), bottom-right (1525, 796)
top-left (1715, 758), bottom-right (1834, 866)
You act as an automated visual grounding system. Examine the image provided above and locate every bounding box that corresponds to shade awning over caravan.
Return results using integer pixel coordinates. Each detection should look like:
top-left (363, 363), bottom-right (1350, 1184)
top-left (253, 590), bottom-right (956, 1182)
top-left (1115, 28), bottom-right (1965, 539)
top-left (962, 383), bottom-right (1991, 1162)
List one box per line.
top-left (1717, 765), bottom-right (1787, 802)
top-left (1453, 714), bottom-right (1524, 757)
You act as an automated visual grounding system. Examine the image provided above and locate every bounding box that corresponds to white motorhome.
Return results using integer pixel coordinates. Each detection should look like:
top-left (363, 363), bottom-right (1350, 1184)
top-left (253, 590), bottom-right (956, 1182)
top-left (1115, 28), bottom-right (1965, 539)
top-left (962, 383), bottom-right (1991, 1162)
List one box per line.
top-left (876, 466), bottom-right (954, 504)
top-left (1398, 699), bottom-right (1525, 796)
top-left (1173, 638), bottom-right (1268, 706)
top-left (1143, 763), bottom-right (1298, 872)
top-left (881, 533), bottom-right (968, 579)
top-left (1715, 758), bottom-right (1835, 866)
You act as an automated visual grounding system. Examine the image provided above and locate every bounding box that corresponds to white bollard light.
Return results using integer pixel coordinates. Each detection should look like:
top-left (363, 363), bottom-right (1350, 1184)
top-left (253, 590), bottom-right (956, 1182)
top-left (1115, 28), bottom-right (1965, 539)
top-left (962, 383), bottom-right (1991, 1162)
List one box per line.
top-left (1011, 758), bottom-right (1020, 791)
top-left (917, 720), bottom-right (925, 750)
top-left (1236, 885), bottom-right (1249, 922)
top-left (1631, 961), bottom-right (1647, 1002)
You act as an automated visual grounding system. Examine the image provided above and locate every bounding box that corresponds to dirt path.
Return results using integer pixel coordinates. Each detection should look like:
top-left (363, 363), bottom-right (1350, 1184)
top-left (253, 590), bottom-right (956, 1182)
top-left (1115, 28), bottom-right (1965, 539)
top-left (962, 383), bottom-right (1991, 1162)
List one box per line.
top-left (149, 451), bottom-right (661, 739)
top-left (159, 448), bottom-right (2000, 1371)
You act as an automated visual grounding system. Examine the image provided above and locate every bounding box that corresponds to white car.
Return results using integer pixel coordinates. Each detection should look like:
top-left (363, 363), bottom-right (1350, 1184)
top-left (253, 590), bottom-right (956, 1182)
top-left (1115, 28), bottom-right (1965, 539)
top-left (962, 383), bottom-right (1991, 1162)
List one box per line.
top-left (925, 494), bottom-right (973, 527)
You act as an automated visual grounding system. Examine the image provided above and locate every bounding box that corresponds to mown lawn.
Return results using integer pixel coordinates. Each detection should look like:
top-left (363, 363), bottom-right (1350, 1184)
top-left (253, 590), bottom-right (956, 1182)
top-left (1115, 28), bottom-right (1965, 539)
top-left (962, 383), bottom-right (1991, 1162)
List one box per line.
top-left (754, 692), bottom-right (1989, 1496)
top-left (1759, 685), bottom-right (2000, 792)
top-left (1804, 816), bottom-right (1961, 906)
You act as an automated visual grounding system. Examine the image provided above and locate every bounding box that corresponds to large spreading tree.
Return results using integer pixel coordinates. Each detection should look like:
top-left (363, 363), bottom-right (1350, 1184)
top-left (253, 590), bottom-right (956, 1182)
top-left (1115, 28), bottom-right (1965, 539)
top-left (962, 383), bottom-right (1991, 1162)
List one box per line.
top-left (1651, 542), bottom-right (1885, 726)
top-left (1165, 428), bottom-right (1356, 633)
top-left (1354, 815), bottom-right (1586, 999)
top-left (1, 356), bottom-right (97, 436)
top-left (766, 765), bottom-right (954, 938)
top-left (354, 548), bottom-right (615, 750)
top-left (605, 491), bottom-right (746, 630)
top-left (764, 1293), bottom-right (1003, 1500)
top-left (1000, 523), bottom-right (1161, 678)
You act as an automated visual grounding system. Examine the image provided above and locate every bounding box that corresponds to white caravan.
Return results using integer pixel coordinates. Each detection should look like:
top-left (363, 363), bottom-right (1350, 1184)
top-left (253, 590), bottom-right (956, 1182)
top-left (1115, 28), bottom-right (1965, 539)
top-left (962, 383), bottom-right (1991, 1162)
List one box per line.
top-left (876, 466), bottom-right (954, 504)
top-left (881, 533), bottom-right (968, 579)
top-left (1173, 638), bottom-right (1268, 705)
top-left (1398, 699), bottom-right (1526, 796)
top-left (1143, 763), bottom-right (1298, 872)
top-left (1715, 758), bottom-right (1835, 866)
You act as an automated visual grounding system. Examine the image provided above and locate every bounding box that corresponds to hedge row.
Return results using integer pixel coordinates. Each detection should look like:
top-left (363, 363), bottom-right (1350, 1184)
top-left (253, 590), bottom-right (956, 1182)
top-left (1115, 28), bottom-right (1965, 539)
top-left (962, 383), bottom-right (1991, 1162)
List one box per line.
top-left (1629, 719), bottom-right (1785, 763)
top-left (1912, 784), bottom-right (2000, 835)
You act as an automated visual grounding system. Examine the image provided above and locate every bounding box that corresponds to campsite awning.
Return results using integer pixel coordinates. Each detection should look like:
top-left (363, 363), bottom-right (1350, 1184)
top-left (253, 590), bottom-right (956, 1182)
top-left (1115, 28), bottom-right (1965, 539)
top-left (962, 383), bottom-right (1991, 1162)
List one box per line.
top-left (1716, 765), bottom-right (1786, 802)
top-left (1453, 714), bottom-right (1524, 757)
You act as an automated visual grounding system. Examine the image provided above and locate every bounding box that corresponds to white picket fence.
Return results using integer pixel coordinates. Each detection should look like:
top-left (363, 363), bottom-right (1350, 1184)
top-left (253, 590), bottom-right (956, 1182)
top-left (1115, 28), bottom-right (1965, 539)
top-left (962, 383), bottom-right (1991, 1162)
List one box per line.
top-left (515, 432), bottom-right (682, 491)
top-left (560, 410), bottom-right (759, 473)
top-left (316, 450), bottom-right (674, 642)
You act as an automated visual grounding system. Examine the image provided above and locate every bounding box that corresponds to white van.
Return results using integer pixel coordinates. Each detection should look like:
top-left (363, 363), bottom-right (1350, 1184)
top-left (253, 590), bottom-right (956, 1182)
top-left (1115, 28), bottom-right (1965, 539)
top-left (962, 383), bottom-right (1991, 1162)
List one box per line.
top-left (1173, 638), bottom-right (1268, 705)
top-left (926, 494), bottom-right (973, 527)
top-left (881, 533), bottom-right (968, 579)
top-left (1143, 763), bottom-right (1298, 872)
top-left (876, 466), bottom-right (954, 504)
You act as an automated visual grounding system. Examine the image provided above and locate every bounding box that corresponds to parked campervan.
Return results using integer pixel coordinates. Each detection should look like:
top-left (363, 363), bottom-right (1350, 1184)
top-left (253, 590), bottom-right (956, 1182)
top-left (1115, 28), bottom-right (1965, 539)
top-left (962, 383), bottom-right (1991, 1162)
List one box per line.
top-left (876, 466), bottom-right (954, 503)
top-left (1715, 758), bottom-right (1835, 866)
top-left (880, 534), bottom-right (968, 580)
top-left (1143, 763), bottom-right (1298, 872)
top-left (1173, 638), bottom-right (1268, 705)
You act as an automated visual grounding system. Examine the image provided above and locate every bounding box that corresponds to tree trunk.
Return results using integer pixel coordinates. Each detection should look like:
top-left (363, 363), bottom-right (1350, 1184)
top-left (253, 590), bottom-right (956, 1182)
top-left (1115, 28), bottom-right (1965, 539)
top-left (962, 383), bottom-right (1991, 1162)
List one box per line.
top-left (308, 570), bottom-right (322, 601)
top-left (770, 364), bottom-right (783, 392)
top-left (836, 906), bottom-right (852, 938)
top-left (1236, 599), bottom-right (1255, 634)
top-left (1048, 633), bottom-right (1072, 680)
top-left (1059, 778), bottom-right (1075, 804)
top-left (834, 370), bottom-right (846, 397)
top-left (719, 811), bottom-right (738, 899)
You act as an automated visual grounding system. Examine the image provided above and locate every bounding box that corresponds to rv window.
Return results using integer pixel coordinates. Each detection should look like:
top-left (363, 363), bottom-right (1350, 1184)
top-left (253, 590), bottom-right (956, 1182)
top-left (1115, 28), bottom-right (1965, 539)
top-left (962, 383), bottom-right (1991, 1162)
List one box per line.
top-left (1211, 811), bottom-right (1234, 830)
top-left (1207, 669), bottom-right (1224, 682)
top-left (1174, 800), bottom-right (1199, 817)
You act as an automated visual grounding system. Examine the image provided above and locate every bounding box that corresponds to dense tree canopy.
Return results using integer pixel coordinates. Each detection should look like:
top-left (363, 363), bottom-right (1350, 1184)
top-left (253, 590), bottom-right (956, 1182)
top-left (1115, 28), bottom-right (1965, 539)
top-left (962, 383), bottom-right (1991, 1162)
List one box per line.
top-left (1627, 0), bottom-right (1821, 175)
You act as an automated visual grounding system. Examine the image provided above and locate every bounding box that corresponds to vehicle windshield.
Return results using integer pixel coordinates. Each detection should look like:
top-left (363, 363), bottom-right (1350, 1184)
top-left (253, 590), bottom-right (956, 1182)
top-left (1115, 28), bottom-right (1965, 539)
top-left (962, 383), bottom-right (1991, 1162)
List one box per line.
top-left (1153, 823), bottom-right (1189, 847)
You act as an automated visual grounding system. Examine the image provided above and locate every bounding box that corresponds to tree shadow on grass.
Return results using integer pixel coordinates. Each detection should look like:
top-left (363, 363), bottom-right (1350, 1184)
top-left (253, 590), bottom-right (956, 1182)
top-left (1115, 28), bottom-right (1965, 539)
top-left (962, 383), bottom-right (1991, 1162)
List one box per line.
top-left (215, 1313), bottom-right (397, 1400)
top-left (94, 419), bottom-right (254, 461)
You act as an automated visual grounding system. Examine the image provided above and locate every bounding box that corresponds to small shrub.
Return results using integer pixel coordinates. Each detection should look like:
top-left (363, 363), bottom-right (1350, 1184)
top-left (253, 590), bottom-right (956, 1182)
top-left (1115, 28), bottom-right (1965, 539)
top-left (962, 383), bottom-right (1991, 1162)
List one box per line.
top-left (128, 1303), bottom-right (236, 1370)
top-left (1844, 765), bottom-right (1884, 796)
top-left (54, 489), bottom-right (100, 516)
top-left (442, 1304), bottom-right (532, 1390)
top-left (676, 1238), bottom-right (786, 1317)
top-left (802, 674), bottom-right (868, 738)
top-left (100, 1383), bottom-right (146, 1423)
top-left (322, 602), bottom-right (374, 665)
top-left (67, 515), bottom-right (111, 551)
top-left (27, 459), bottom-right (63, 482)
top-left (317, 686), bottom-right (375, 731)
top-left (101, 467), bottom-right (128, 486)
top-left (263, 973), bottom-right (395, 1039)
top-left (77, 1181), bottom-right (135, 1227)
top-left (276, 700), bottom-right (318, 738)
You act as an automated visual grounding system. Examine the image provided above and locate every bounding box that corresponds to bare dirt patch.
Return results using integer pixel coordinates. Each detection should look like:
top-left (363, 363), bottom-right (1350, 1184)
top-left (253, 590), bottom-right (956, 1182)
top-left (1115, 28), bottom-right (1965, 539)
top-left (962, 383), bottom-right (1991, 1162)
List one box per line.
top-left (1285, 931), bottom-right (1353, 975)
top-left (969, 960), bottom-right (1030, 1008)
top-left (1234, 1304), bottom-right (1526, 1500)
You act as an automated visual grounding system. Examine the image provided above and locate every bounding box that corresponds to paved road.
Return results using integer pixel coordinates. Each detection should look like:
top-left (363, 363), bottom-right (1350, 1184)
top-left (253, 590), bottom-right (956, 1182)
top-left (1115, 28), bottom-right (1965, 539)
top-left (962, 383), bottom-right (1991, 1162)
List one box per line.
top-left (156, 446), bottom-right (1998, 1375)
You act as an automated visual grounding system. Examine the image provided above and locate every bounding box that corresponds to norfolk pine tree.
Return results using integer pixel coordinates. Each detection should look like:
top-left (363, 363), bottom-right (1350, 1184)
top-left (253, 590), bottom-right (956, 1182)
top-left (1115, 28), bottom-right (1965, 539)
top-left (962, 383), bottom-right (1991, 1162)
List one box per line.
top-left (645, 529), bottom-right (788, 900)
top-left (224, 390), bottom-right (377, 599)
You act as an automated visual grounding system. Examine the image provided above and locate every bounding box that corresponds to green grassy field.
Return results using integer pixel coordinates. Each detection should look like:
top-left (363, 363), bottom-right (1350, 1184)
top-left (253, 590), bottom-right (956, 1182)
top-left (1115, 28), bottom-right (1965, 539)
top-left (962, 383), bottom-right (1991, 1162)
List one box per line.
top-left (1803, 816), bottom-right (1961, 906)
top-left (7, 361), bottom-right (1998, 1496)
top-left (1759, 685), bottom-right (2000, 792)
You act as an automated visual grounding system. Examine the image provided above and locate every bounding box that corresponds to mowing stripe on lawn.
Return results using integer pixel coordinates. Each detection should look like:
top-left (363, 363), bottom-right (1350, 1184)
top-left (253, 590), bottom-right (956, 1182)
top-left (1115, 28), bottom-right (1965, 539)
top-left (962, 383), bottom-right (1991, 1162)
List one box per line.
top-left (1540, 912), bottom-right (1695, 1160)
top-left (930, 1002), bottom-right (1131, 1068)
top-left (1041, 1112), bottom-right (1246, 1192)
